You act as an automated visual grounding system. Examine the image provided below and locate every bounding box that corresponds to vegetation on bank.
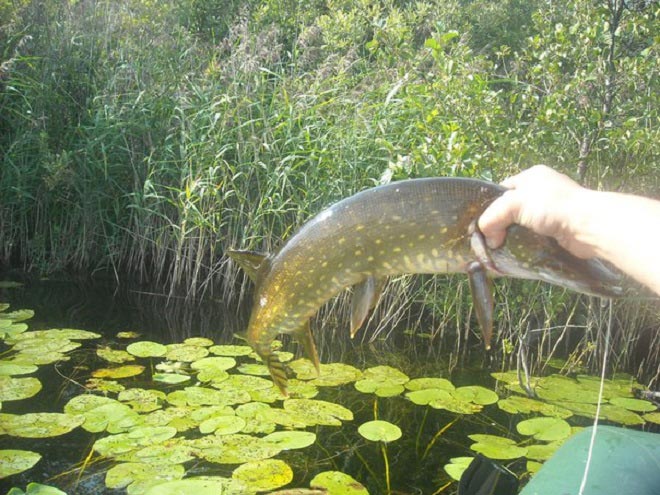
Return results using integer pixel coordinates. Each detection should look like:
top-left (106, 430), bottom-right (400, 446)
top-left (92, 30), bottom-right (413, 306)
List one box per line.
top-left (1, 1), bottom-right (658, 377)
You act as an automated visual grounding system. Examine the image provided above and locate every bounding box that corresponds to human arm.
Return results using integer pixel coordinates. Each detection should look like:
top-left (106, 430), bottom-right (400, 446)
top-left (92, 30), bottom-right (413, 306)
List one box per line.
top-left (478, 165), bottom-right (660, 296)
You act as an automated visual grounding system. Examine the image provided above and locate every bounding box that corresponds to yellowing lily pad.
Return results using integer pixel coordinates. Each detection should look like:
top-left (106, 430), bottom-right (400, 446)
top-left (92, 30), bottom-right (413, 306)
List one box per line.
top-left (516, 417), bottom-right (571, 442)
top-left (0, 413), bottom-right (84, 438)
top-left (0, 376), bottom-right (42, 402)
top-left (92, 365), bottom-right (145, 379)
top-left (105, 461), bottom-right (185, 492)
top-left (94, 426), bottom-right (177, 458)
top-left (358, 420), bottom-right (402, 443)
top-left (126, 341), bottom-right (167, 358)
top-left (232, 459), bottom-right (293, 492)
top-left (310, 471), bottom-right (369, 494)
top-left (0, 450), bottom-right (41, 478)
top-left (97, 347), bottom-right (136, 364)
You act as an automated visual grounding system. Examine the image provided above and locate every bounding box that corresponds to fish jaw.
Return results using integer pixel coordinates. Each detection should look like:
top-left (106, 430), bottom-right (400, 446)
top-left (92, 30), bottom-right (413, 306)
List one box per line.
top-left (487, 225), bottom-right (623, 297)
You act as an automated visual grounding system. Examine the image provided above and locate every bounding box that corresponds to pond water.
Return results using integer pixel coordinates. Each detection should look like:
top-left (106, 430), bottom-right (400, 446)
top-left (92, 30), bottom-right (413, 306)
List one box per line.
top-left (0, 277), bottom-right (658, 495)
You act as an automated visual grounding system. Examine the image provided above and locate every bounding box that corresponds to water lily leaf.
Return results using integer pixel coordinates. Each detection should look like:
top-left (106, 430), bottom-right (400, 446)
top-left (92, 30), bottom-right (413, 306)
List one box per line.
top-left (165, 343), bottom-right (209, 362)
top-left (184, 337), bottom-right (214, 347)
top-left (283, 379), bottom-right (319, 399)
top-left (237, 363), bottom-right (271, 376)
top-left (118, 388), bottom-right (166, 413)
top-left (192, 356), bottom-right (237, 374)
top-left (263, 431), bottom-right (316, 450)
top-left (153, 373), bottom-right (191, 384)
top-left (405, 377), bottom-right (455, 392)
top-left (9, 328), bottom-right (99, 341)
top-left (516, 417), bottom-right (571, 442)
top-left (362, 365), bottom-right (409, 385)
top-left (209, 344), bottom-right (253, 357)
top-left (643, 412), bottom-right (660, 424)
top-left (430, 394), bottom-right (482, 414)
top-left (236, 403), bottom-right (277, 434)
top-left (0, 323), bottom-right (28, 340)
top-left (444, 456), bottom-right (474, 481)
top-left (85, 379), bottom-right (126, 394)
top-left (142, 407), bottom-right (197, 432)
top-left (200, 415), bottom-right (246, 435)
top-left (358, 420), bottom-right (401, 443)
top-left (232, 459), bottom-right (293, 492)
top-left (498, 395), bottom-right (573, 419)
top-left (1, 309), bottom-right (34, 323)
top-left (65, 395), bottom-right (139, 433)
top-left (116, 331), bottom-right (141, 339)
top-left (527, 460), bottom-right (543, 474)
top-left (6, 482), bottom-right (67, 495)
top-left (126, 341), bottom-right (167, 358)
top-left (119, 439), bottom-right (197, 465)
top-left (609, 397), bottom-right (656, 412)
top-left (11, 350), bottom-right (70, 366)
top-left (167, 386), bottom-right (235, 407)
top-left (453, 386), bottom-right (498, 405)
top-left (0, 281), bottom-right (23, 289)
top-left (535, 375), bottom-right (600, 403)
top-left (468, 434), bottom-right (527, 460)
top-left (214, 374), bottom-right (273, 393)
top-left (188, 433), bottom-right (282, 464)
top-left (0, 376), bottom-right (42, 401)
top-left (97, 347), bottom-right (136, 364)
top-left (143, 476), bottom-right (249, 495)
top-left (310, 471), bottom-right (369, 494)
top-left (94, 426), bottom-right (177, 458)
top-left (92, 365), bottom-right (145, 379)
top-left (283, 399), bottom-right (353, 426)
top-left (576, 375), bottom-right (636, 399)
top-left (0, 412), bottom-right (84, 438)
top-left (406, 388), bottom-right (453, 406)
top-left (105, 462), bottom-right (185, 492)
top-left (12, 337), bottom-right (80, 354)
top-left (0, 450), bottom-right (41, 478)
top-left (599, 404), bottom-right (645, 425)
top-left (525, 440), bottom-right (565, 461)
top-left (0, 303), bottom-right (9, 312)
top-left (290, 359), bottom-right (363, 386)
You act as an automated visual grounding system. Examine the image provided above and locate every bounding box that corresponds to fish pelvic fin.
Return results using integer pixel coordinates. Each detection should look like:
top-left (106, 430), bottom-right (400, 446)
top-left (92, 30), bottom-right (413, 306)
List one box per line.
top-left (350, 276), bottom-right (387, 338)
top-left (294, 320), bottom-right (320, 376)
top-left (467, 260), bottom-right (494, 351)
top-left (226, 249), bottom-right (269, 282)
top-left (265, 352), bottom-right (290, 397)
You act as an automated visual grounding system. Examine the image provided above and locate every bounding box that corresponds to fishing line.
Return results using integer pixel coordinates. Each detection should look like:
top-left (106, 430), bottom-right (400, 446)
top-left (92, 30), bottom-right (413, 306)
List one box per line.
top-left (578, 298), bottom-right (613, 495)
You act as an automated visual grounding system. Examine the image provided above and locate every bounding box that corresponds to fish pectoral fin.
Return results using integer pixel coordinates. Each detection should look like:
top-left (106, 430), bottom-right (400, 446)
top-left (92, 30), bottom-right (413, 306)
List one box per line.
top-left (294, 320), bottom-right (320, 376)
top-left (350, 276), bottom-right (386, 338)
top-left (467, 261), bottom-right (494, 350)
top-left (265, 352), bottom-right (290, 397)
top-left (226, 249), bottom-right (269, 282)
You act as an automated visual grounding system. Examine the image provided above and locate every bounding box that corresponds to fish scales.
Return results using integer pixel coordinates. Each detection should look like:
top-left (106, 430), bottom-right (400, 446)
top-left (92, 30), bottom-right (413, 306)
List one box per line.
top-left (228, 177), bottom-right (622, 395)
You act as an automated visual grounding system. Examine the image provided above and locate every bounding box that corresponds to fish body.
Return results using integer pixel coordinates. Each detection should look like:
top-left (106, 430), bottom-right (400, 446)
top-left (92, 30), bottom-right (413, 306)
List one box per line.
top-left (228, 178), bottom-right (622, 394)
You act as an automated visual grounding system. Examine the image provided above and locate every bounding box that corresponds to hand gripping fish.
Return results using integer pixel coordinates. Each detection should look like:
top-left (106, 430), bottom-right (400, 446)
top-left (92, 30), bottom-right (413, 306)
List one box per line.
top-left (228, 178), bottom-right (622, 395)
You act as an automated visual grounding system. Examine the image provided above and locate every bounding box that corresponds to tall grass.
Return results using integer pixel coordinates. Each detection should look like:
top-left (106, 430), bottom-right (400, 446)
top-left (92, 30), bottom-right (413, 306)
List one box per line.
top-left (0, 0), bottom-right (658, 381)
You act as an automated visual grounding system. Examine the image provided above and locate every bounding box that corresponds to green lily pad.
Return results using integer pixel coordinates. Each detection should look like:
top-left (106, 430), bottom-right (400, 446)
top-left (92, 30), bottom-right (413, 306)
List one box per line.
top-left (535, 375), bottom-right (600, 403)
top-left (290, 359), bottom-right (363, 386)
top-left (469, 434), bottom-right (527, 460)
top-left (516, 417), bottom-right (572, 442)
top-left (9, 328), bottom-right (99, 341)
top-left (92, 365), bottom-right (145, 379)
top-left (0, 412), bottom-right (84, 438)
top-left (117, 331), bottom-right (141, 339)
top-left (200, 415), bottom-right (246, 435)
top-left (444, 456), bottom-right (474, 481)
top-left (0, 376), bottom-right (42, 402)
top-left (0, 450), bottom-right (42, 478)
top-left (263, 431), bottom-right (317, 450)
top-left (232, 459), bottom-right (293, 492)
top-left (453, 386), bottom-right (498, 405)
top-left (119, 439), bottom-right (197, 466)
top-left (142, 407), bottom-right (197, 432)
top-left (209, 344), bottom-right (254, 357)
top-left (165, 343), bottom-right (210, 362)
top-left (406, 388), bottom-right (453, 406)
top-left (118, 388), bottom-right (166, 413)
top-left (405, 377), bottom-right (455, 392)
top-left (188, 433), bottom-right (282, 464)
top-left (0, 323), bottom-right (29, 340)
top-left (430, 394), bottom-right (482, 414)
top-left (184, 337), bottom-right (214, 347)
top-left (237, 363), bottom-right (271, 376)
top-left (153, 373), bottom-right (191, 384)
top-left (126, 341), bottom-right (167, 358)
top-left (85, 379), bottom-right (126, 394)
top-left (6, 483), bottom-right (68, 495)
top-left (167, 386), bottom-right (236, 407)
top-left (94, 426), bottom-right (177, 458)
top-left (643, 412), bottom-right (660, 424)
top-left (97, 347), bottom-right (136, 364)
top-left (0, 281), bottom-right (23, 289)
top-left (526, 440), bottom-right (565, 461)
top-left (609, 397), bottom-right (656, 412)
top-left (498, 395), bottom-right (573, 419)
top-left (310, 471), bottom-right (369, 494)
top-left (143, 477), bottom-right (249, 495)
top-left (283, 399), bottom-right (353, 426)
top-left (0, 309), bottom-right (34, 323)
top-left (599, 404), bottom-right (645, 425)
top-left (105, 462), bottom-right (185, 493)
top-left (64, 395), bottom-right (140, 433)
top-left (358, 420), bottom-right (402, 443)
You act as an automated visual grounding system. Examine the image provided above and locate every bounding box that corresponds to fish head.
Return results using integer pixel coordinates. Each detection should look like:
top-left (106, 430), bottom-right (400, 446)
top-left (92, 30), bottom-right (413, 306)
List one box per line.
top-left (487, 225), bottom-right (623, 297)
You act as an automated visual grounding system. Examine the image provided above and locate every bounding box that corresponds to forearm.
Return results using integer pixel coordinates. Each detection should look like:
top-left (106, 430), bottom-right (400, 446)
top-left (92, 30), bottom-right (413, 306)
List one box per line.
top-left (570, 189), bottom-right (660, 295)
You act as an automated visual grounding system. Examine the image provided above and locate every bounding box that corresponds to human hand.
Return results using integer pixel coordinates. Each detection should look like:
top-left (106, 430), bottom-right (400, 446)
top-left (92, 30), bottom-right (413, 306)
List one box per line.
top-left (478, 165), bottom-right (596, 259)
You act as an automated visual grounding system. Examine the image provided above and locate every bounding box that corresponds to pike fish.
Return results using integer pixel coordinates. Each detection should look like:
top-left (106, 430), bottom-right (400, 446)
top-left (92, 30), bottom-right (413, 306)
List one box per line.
top-left (228, 177), bottom-right (622, 395)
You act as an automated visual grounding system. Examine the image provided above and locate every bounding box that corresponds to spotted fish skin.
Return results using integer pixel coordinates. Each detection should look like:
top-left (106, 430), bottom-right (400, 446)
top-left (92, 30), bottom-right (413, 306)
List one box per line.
top-left (228, 177), bottom-right (622, 395)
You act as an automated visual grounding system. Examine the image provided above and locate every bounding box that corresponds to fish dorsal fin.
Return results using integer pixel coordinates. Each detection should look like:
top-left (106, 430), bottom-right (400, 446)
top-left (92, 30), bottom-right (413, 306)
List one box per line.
top-left (350, 276), bottom-right (387, 338)
top-left (226, 249), bottom-right (269, 282)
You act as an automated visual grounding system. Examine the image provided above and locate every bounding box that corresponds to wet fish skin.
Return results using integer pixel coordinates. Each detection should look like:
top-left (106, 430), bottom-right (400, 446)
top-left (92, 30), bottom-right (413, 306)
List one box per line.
top-left (228, 177), bottom-right (622, 395)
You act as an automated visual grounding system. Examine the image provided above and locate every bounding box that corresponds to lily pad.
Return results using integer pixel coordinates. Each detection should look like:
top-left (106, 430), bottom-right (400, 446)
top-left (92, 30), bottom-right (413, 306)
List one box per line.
top-left (516, 417), bottom-right (572, 442)
top-left (126, 341), bottom-right (167, 358)
top-left (358, 420), bottom-right (402, 443)
top-left (0, 412), bottom-right (84, 438)
top-left (0, 376), bottom-right (42, 402)
top-left (310, 471), bottom-right (369, 495)
top-left (97, 347), bottom-right (136, 364)
top-left (405, 377), bottom-right (455, 392)
top-left (200, 415), bottom-right (246, 435)
top-left (94, 426), bottom-right (177, 458)
top-left (0, 281), bottom-right (23, 289)
top-left (406, 388), bottom-right (453, 406)
top-left (643, 412), bottom-right (660, 424)
top-left (118, 388), bottom-right (166, 413)
top-left (263, 431), bottom-right (317, 450)
top-left (92, 365), bottom-right (145, 379)
top-left (609, 397), bottom-right (656, 413)
top-left (64, 395), bottom-right (140, 433)
top-left (153, 373), bottom-right (191, 385)
top-left (143, 477), bottom-right (249, 495)
top-left (209, 344), bottom-right (254, 357)
top-left (283, 399), bottom-right (353, 426)
top-left (232, 459), bottom-right (293, 492)
top-left (468, 434), bottom-right (527, 460)
top-left (165, 343), bottom-right (210, 362)
top-left (0, 450), bottom-right (42, 478)
top-left (453, 386), bottom-right (498, 405)
top-left (188, 433), bottom-right (282, 464)
top-left (184, 337), bottom-right (214, 347)
top-left (444, 456), bottom-right (474, 481)
top-left (105, 462), bottom-right (185, 493)
top-left (498, 395), bottom-right (573, 419)
top-left (6, 483), bottom-right (67, 495)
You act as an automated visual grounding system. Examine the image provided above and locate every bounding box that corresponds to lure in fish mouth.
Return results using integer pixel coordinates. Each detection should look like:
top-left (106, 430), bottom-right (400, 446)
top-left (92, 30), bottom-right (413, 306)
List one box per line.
top-left (228, 177), bottom-right (622, 395)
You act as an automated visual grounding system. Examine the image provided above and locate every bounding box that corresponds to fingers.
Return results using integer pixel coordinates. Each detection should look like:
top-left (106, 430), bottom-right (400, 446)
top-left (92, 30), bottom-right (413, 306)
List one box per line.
top-left (478, 191), bottom-right (521, 249)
